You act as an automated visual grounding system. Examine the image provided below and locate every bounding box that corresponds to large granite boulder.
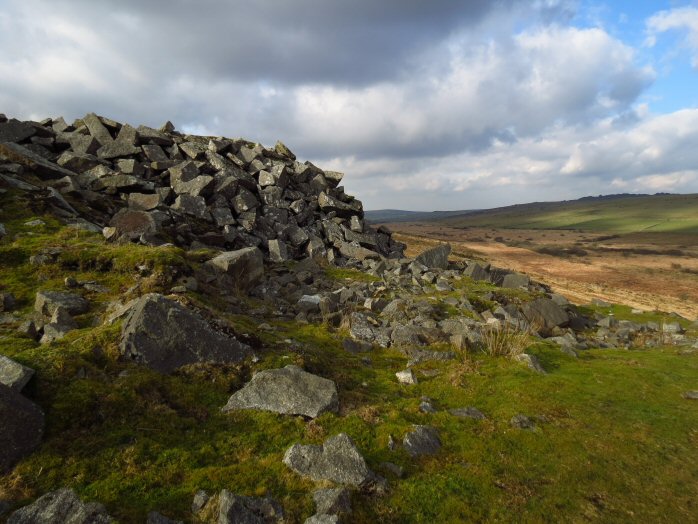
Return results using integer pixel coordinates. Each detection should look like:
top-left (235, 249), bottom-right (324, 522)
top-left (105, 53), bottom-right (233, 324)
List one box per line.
top-left (415, 243), bottom-right (451, 269)
top-left (7, 488), bottom-right (112, 523)
top-left (222, 365), bottom-right (338, 418)
top-left (119, 293), bottom-right (252, 373)
top-left (283, 433), bottom-right (374, 487)
top-left (0, 384), bottom-right (44, 473)
top-left (0, 356), bottom-right (35, 391)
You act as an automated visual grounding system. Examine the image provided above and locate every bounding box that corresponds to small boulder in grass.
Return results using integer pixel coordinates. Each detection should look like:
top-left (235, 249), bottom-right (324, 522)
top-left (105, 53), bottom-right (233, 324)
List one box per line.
top-left (683, 391), bottom-right (698, 400)
top-left (396, 368), bottom-right (418, 385)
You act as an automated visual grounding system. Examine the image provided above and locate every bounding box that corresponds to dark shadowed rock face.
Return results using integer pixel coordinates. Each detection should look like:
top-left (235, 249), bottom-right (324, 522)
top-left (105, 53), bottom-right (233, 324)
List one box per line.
top-left (222, 365), bottom-right (338, 418)
top-left (7, 488), bottom-right (113, 524)
top-left (34, 290), bottom-right (89, 317)
top-left (415, 243), bottom-right (451, 269)
top-left (0, 384), bottom-right (44, 474)
top-left (119, 293), bottom-right (252, 373)
top-left (403, 425), bottom-right (441, 457)
top-left (217, 490), bottom-right (285, 524)
top-left (206, 247), bottom-right (264, 291)
top-left (283, 433), bottom-right (373, 486)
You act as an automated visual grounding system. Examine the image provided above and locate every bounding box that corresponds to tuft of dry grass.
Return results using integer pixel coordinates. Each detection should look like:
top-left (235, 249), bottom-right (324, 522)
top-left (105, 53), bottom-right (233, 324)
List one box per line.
top-left (480, 322), bottom-right (531, 357)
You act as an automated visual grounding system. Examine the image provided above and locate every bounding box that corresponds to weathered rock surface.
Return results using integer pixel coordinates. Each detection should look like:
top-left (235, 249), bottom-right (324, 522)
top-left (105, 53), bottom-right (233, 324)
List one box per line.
top-left (403, 425), bottom-right (441, 457)
top-left (522, 298), bottom-right (569, 332)
top-left (34, 291), bottom-right (89, 317)
top-left (0, 383), bottom-right (44, 473)
top-left (146, 512), bottom-right (182, 524)
top-left (513, 353), bottom-right (546, 374)
top-left (7, 488), bottom-right (113, 524)
top-left (415, 243), bottom-right (451, 269)
top-left (683, 391), bottom-right (698, 400)
top-left (283, 433), bottom-right (374, 486)
top-left (312, 488), bottom-right (351, 517)
top-left (218, 490), bottom-right (285, 524)
top-left (449, 407), bottom-right (486, 420)
top-left (206, 247), bottom-right (265, 291)
top-left (222, 365), bottom-right (338, 418)
top-left (0, 355), bottom-right (35, 391)
top-left (119, 293), bottom-right (252, 373)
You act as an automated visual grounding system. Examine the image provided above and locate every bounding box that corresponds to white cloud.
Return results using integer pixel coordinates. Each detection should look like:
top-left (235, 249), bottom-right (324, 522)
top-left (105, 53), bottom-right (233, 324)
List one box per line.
top-left (646, 6), bottom-right (698, 67)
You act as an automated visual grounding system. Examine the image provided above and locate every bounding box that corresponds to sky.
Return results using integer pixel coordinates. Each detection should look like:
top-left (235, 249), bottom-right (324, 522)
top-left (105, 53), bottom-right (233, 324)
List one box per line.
top-left (1, 1), bottom-right (698, 211)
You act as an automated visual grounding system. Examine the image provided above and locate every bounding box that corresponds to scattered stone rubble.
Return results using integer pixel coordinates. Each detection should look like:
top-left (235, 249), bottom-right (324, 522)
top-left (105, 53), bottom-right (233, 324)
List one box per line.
top-left (0, 113), bottom-right (405, 260)
top-left (2, 112), bottom-right (697, 521)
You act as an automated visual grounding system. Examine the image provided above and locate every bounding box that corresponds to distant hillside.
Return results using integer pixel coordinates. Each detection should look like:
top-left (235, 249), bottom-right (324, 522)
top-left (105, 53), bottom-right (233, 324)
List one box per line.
top-left (365, 209), bottom-right (475, 223)
top-left (434, 193), bottom-right (698, 233)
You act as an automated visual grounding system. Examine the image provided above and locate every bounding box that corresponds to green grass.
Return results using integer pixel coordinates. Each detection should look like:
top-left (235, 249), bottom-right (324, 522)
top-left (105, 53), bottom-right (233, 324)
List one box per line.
top-left (325, 266), bottom-right (382, 283)
top-left (2, 191), bottom-right (698, 523)
top-left (442, 194), bottom-right (698, 234)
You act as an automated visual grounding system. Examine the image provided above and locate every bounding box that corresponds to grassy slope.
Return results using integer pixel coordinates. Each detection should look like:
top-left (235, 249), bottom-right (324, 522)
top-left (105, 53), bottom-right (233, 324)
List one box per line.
top-left (439, 194), bottom-right (698, 233)
top-left (1, 195), bottom-right (698, 523)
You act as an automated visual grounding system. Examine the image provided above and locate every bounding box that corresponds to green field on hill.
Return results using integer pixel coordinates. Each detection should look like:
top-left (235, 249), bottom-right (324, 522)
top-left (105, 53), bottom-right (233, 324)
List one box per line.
top-left (440, 194), bottom-right (698, 233)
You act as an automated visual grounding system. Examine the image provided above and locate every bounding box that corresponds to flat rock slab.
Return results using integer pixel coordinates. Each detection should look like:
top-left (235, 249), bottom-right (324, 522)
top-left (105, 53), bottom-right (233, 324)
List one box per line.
top-left (0, 355), bottom-right (35, 391)
top-left (415, 243), bottom-right (451, 269)
top-left (34, 291), bottom-right (89, 317)
top-left (222, 365), bottom-right (338, 418)
top-left (119, 293), bottom-right (252, 373)
top-left (7, 488), bottom-right (112, 524)
top-left (283, 433), bottom-right (373, 486)
top-left (449, 407), bottom-right (486, 420)
top-left (403, 425), bottom-right (441, 457)
top-left (683, 391), bottom-right (698, 400)
top-left (0, 384), bottom-right (45, 473)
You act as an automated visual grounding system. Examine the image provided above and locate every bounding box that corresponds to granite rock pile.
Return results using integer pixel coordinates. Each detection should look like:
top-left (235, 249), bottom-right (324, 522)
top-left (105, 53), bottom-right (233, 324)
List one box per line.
top-left (0, 113), bottom-right (405, 261)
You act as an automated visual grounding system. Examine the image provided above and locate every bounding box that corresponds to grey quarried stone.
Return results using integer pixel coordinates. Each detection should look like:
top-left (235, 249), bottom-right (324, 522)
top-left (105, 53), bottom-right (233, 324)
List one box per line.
top-left (119, 293), bottom-right (252, 373)
top-left (305, 515), bottom-right (339, 524)
top-left (395, 369), bottom-right (418, 385)
top-left (313, 488), bottom-right (351, 516)
top-left (283, 433), bottom-right (374, 486)
top-left (34, 291), bottom-right (89, 317)
top-left (463, 262), bottom-right (490, 282)
top-left (0, 355), bottom-right (35, 391)
top-left (403, 425), bottom-right (441, 457)
top-left (513, 353), bottom-right (546, 374)
top-left (510, 414), bottom-right (536, 430)
top-left (449, 407), bottom-right (486, 420)
top-left (218, 490), bottom-right (285, 524)
top-left (7, 488), bottom-right (112, 524)
top-left (522, 298), bottom-right (569, 332)
top-left (222, 365), bottom-right (338, 418)
top-left (501, 272), bottom-right (530, 289)
top-left (206, 247), bottom-right (264, 291)
top-left (415, 243), bottom-right (451, 269)
top-left (0, 384), bottom-right (44, 473)
top-left (268, 239), bottom-right (290, 262)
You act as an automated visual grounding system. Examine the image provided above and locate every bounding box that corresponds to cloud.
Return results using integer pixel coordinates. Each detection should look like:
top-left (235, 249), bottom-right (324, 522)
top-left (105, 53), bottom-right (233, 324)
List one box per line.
top-left (1, 0), bottom-right (697, 211)
top-left (646, 6), bottom-right (698, 67)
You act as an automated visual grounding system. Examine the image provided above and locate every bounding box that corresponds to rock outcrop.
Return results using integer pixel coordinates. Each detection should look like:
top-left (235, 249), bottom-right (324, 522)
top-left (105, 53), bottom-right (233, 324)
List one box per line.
top-left (0, 113), bottom-right (405, 262)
